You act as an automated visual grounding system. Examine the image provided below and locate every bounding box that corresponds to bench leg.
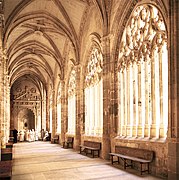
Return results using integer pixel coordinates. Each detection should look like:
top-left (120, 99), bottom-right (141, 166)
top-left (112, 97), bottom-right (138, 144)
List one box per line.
top-left (111, 155), bottom-right (114, 164)
top-left (124, 159), bottom-right (127, 169)
top-left (92, 150), bottom-right (94, 158)
top-left (121, 158), bottom-right (132, 169)
top-left (131, 160), bottom-right (133, 168)
top-left (140, 163), bottom-right (143, 175)
top-left (140, 162), bottom-right (150, 175)
top-left (80, 147), bottom-right (82, 154)
top-left (85, 149), bottom-right (88, 155)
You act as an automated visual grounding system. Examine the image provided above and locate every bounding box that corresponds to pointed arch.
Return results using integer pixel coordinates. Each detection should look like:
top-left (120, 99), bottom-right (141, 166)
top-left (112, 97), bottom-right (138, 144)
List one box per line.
top-left (117, 4), bottom-right (168, 139)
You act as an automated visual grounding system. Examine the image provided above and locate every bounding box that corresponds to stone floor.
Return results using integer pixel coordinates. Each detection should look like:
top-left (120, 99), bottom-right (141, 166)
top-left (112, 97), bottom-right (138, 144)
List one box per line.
top-left (12, 141), bottom-right (164, 180)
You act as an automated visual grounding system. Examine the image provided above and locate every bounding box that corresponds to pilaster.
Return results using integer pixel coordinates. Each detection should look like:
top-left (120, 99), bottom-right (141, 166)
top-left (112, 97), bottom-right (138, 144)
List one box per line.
top-left (51, 89), bottom-right (56, 138)
top-left (0, 0), bottom-right (5, 145)
top-left (101, 34), bottom-right (114, 159)
top-left (168, 0), bottom-right (179, 179)
top-left (74, 65), bottom-right (83, 150)
top-left (60, 80), bottom-right (66, 144)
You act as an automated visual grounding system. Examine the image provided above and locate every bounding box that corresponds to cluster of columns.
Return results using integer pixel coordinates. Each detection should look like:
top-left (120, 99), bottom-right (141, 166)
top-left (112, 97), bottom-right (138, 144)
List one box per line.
top-left (118, 52), bottom-right (168, 139)
top-left (118, 4), bottom-right (168, 139)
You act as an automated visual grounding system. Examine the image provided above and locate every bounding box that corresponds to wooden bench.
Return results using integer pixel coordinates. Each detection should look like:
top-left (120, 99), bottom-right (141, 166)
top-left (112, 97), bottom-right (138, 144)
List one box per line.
top-left (1, 148), bottom-right (13, 161)
top-left (51, 135), bottom-right (59, 144)
top-left (79, 141), bottom-right (101, 158)
top-left (0, 160), bottom-right (12, 179)
top-left (62, 137), bottom-right (74, 148)
top-left (109, 146), bottom-right (154, 175)
top-left (6, 142), bottom-right (13, 148)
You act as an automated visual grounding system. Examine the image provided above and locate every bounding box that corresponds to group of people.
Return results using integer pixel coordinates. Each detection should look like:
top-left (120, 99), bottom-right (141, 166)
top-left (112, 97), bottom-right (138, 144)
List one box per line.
top-left (12, 128), bottom-right (50, 143)
top-left (19, 129), bottom-right (39, 142)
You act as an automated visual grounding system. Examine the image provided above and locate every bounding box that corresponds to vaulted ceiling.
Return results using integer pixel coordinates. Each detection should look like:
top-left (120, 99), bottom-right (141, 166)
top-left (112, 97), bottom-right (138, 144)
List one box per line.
top-left (4, 0), bottom-right (110, 92)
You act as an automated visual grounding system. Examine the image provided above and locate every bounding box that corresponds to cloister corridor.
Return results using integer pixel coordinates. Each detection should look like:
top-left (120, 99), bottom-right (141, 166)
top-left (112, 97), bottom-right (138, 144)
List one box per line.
top-left (11, 141), bottom-right (162, 180)
top-left (0, 0), bottom-right (179, 179)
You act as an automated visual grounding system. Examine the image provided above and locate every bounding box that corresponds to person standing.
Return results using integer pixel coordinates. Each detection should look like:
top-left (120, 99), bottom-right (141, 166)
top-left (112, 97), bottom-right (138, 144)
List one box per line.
top-left (35, 129), bottom-right (38, 141)
top-left (19, 130), bottom-right (24, 142)
top-left (13, 128), bottom-right (18, 143)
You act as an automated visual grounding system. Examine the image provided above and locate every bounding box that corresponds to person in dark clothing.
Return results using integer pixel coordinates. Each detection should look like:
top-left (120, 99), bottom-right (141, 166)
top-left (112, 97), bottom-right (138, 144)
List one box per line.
top-left (13, 128), bottom-right (18, 143)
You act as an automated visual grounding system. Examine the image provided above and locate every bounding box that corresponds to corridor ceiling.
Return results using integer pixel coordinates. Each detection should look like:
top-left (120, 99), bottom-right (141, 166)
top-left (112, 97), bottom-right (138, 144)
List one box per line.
top-left (4, 0), bottom-right (108, 90)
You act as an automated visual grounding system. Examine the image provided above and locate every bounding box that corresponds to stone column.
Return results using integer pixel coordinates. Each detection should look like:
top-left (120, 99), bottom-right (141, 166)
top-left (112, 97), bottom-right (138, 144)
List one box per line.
top-left (134, 62), bottom-right (138, 137)
top-left (168, 0), bottom-right (179, 179)
top-left (4, 68), bottom-right (10, 142)
top-left (46, 90), bottom-right (49, 131)
top-left (51, 89), bottom-right (56, 138)
top-left (41, 91), bottom-right (46, 130)
top-left (151, 54), bottom-right (156, 137)
top-left (0, 42), bottom-right (4, 144)
top-left (144, 58), bottom-right (150, 137)
top-left (60, 80), bottom-right (66, 144)
top-left (101, 35), bottom-right (112, 159)
top-left (74, 65), bottom-right (82, 150)
top-left (0, 5), bottom-right (5, 145)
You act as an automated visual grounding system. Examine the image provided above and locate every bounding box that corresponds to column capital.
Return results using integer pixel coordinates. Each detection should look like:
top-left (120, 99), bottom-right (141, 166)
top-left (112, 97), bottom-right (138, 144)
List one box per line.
top-left (101, 34), bottom-right (114, 47)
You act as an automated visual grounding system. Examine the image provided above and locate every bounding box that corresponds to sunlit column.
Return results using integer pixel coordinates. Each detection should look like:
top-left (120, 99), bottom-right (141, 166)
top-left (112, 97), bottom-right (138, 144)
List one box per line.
top-left (126, 67), bottom-right (130, 136)
top-left (146, 57), bottom-right (152, 137)
top-left (159, 46), bottom-right (163, 138)
top-left (162, 42), bottom-right (168, 138)
top-left (49, 107), bottom-right (52, 133)
top-left (144, 59), bottom-right (149, 137)
top-left (99, 80), bottom-right (103, 135)
top-left (154, 46), bottom-right (160, 138)
top-left (141, 60), bottom-right (145, 137)
top-left (72, 95), bottom-right (76, 134)
top-left (57, 102), bottom-right (61, 133)
top-left (94, 84), bottom-right (98, 135)
top-left (90, 87), bottom-right (94, 135)
top-left (137, 63), bottom-right (142, 137)
top-left (67, 99), bottom-right (70, 133)
top-left (151, 52), bottom-right (156, 138)
top-left (129, 65), bottom-right (133, 137)
top-left (85, 88), bottom-right (89, 135)
top-left (88, 88), bottom-right (91, 135)
top-left (118, 72), bottom-right (121, 134)
top-left (119, 71), bottom-right (124, 136)
top-left (134, 63), bottom-right (138, 137)
top-left (86, 88), bottom-right (90, 135)
top-left (68, 96), bottom-right (74, 134)
top-left (124, 68), bottom-right (127, 136)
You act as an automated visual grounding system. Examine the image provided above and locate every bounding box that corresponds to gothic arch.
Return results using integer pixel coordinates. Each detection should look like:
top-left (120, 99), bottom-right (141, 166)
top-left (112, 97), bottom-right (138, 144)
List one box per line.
top-left (81, 33), bottom-right (102, 87)
top-left (116, 3), bottom-right (168, 139)
top-left (110, 0), bottom-right (168, 66)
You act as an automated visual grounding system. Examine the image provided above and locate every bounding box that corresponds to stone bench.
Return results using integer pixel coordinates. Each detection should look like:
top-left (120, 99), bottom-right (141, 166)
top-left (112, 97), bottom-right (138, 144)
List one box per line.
top-left (80, 141), bottom-right (101, 158)
top-left (109, 146), bottom-right (154, 175)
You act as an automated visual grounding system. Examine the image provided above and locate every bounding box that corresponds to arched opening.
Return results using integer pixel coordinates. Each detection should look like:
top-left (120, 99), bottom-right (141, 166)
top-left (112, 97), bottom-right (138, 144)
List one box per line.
top-left (117, 4), bottom-right (168, 139)
top-left (17, 108), bottom-right (35, 131)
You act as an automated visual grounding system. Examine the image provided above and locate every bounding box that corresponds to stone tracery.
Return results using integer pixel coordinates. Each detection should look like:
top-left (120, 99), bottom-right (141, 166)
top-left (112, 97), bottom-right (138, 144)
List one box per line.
top-left (85, 47), bottom-right (102, 87)
top-left (84, 47), bottom-right (103, 136)
top-left (67, 69), bottom-right (76, 135)
top-left (118, 4), bottom-right (168, 139)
